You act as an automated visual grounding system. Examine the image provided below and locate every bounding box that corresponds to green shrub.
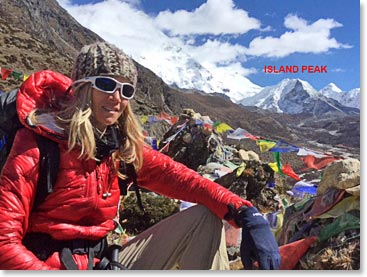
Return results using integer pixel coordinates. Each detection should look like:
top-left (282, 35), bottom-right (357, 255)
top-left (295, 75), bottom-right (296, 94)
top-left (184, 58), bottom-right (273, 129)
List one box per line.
top-left (119, 192), bottom-right (180, 236)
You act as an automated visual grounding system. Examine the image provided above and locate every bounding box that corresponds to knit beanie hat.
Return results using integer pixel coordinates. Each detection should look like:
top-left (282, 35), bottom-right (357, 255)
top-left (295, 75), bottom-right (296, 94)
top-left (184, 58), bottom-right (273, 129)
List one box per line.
top-left (71, 41), bottom-right (138, 86)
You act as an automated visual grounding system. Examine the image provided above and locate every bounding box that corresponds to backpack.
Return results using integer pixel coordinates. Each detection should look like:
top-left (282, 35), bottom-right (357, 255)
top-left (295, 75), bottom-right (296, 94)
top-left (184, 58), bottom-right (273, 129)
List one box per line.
top-left (1, 89), bottom-right (61, 210)
top-left (0, 89), bottom-right (143, 212)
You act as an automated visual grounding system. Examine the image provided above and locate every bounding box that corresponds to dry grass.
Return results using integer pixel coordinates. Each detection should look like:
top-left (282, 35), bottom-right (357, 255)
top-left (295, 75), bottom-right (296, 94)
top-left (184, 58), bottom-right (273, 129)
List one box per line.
top-left (298, 239), bottom-right (359, 270)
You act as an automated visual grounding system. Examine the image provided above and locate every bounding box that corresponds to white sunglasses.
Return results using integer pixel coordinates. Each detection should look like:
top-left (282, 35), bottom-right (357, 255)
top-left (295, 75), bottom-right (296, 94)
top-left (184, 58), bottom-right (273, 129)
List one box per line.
top-left (73, 76), bottom-right (135, 99)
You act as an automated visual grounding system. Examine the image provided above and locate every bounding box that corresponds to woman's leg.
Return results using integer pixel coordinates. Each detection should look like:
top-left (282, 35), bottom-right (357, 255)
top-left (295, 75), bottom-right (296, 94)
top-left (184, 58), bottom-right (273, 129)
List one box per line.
top-left (118, 204), bottom-right (229, 270)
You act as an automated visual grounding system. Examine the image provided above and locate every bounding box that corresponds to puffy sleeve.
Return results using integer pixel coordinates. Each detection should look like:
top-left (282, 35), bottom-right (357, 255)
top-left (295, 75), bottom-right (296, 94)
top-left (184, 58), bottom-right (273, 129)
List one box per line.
top-left (136, 146), bottom-right (253, 227)
top-left (0, 128), bottom-right (54, 269)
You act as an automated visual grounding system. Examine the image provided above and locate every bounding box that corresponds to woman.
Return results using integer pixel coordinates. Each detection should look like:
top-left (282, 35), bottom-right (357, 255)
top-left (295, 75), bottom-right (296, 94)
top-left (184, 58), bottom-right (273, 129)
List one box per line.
top-left (0, 42), bottom-right (280, 270)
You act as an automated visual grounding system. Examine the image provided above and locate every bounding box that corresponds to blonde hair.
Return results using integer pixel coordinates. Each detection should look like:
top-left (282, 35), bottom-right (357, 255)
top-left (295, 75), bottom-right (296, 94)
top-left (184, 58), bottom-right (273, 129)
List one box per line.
top-left (29, 83), bottom-right (144, 177)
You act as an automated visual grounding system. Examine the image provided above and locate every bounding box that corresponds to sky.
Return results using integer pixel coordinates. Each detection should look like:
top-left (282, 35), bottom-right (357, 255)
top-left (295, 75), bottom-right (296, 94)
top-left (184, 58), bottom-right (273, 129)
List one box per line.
top-left (56, 0), bottom-right (361, 92)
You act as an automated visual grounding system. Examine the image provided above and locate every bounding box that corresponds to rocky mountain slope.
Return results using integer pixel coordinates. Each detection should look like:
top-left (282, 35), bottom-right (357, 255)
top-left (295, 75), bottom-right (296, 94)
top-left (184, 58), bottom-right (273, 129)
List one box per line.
top-left (319, 83), bottom-right (360, 110)
top-left (240, 79), bottom-right (359, 116)
top-left (0, 0), bottom-right (359, 157)
top-left (0, 0), bottom-right (102, 58)
top-left (0, 0), bottom-right (360, 270)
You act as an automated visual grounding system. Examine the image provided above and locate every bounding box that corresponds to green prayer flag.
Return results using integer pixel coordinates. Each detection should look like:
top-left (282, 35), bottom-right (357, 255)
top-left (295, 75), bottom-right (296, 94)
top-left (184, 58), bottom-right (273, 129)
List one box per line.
top-left (273, 152), bottom-right (284, 175)
top-left (11, 70), bottom-right (23, 80)
top-left (318, 213), bottom-right (360, 241)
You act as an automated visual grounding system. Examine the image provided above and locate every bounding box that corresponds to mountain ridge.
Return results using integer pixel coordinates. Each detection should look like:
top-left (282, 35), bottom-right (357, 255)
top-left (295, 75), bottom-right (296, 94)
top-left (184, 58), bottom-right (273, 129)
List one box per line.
top-left (134, 41), bottom-right (360, 111)
top-left (239, 79), bottom-right (360, 116)
top-left (319, 82), bottom-right (360, 109)
top-left (0, 0), bottom-right (359, 157)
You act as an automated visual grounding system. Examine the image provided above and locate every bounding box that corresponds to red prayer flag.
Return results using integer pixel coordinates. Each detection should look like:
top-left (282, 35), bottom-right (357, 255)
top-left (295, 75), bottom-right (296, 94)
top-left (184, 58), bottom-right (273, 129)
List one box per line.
top-left (281, 163), bottom-right (301, 181)
top-left (1, 68), bottom-right (12, 80)
top-left (301, 154), bottom-right (342, 170)
top-left (279, 236), bottom-right (318, 270)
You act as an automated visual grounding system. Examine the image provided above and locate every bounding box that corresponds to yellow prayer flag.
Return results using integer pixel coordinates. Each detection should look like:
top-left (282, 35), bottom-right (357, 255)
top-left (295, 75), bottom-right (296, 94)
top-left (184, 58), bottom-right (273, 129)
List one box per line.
top-left (139, 115), bottom-right (149, 125)
top-left (236, 162), bottom-right (246, 177)
top-left (214, 122), bottom-right (233, 134)
top-left (268, 162), bottom-right (279, 173)
top-left (256, 140), bottom-right (277, 152)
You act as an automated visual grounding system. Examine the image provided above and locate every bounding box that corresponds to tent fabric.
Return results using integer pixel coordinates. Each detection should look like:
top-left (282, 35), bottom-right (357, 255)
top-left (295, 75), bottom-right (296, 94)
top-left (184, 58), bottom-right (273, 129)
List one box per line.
top-left (279, 236), bottom-right (318, 270)
top-left (224, 222), bottom-right (241, 247)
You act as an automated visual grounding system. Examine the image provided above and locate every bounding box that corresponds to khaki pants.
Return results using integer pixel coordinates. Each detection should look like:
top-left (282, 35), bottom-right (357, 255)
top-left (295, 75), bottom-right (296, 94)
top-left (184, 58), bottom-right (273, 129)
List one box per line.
top-left (118, 205), bottom-right (230, 270)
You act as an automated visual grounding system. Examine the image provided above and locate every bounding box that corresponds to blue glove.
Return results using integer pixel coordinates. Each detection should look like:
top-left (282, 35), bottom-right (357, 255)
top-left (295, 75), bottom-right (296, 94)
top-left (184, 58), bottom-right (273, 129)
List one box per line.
top-left (236, 206), bottom-right (281, 270)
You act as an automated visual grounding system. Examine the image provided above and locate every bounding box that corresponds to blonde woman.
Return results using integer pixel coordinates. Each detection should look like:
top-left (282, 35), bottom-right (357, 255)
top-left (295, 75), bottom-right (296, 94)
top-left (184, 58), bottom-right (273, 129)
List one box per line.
top-left (0, 42), bottom-right (280, 270)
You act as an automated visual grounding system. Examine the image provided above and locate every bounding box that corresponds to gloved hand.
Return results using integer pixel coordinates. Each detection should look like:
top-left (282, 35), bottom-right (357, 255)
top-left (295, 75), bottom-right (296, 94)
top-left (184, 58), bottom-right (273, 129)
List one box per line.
top-left (236, 206), bottom-right (281, 270)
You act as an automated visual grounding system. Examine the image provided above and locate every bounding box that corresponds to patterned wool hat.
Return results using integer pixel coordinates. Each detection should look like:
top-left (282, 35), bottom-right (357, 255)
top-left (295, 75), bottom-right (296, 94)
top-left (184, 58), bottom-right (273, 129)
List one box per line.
top-left (71, 41), bottom-right (138, 86)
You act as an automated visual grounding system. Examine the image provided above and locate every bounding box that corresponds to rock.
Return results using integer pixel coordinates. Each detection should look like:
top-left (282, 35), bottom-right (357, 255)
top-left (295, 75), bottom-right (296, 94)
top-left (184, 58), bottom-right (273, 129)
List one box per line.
top-left (247, 150), bottom-right (260, 161)
top-left (317, 158), bottom-right (360, 195)
top-left (238, 149), bottom-right (260, 161)
top-left (238, 149), bottom-right (249, 161)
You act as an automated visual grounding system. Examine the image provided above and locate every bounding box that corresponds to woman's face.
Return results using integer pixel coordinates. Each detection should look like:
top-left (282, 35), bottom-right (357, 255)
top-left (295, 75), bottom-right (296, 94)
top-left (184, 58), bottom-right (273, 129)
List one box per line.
top-left (91, 76), bottom-right (132, 131)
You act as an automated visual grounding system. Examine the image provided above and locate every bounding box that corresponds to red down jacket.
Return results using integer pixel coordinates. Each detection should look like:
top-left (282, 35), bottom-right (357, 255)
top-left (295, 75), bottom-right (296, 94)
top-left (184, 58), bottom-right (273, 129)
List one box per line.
top-left (0, 70), bottom-right (252, 270)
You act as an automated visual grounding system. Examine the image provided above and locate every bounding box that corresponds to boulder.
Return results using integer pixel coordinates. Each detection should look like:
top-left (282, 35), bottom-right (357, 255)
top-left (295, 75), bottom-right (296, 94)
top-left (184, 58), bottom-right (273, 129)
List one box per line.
top-left (317, 158), bottom-right (360, 195)
top-left (238, 149), bottom-right (260, 161)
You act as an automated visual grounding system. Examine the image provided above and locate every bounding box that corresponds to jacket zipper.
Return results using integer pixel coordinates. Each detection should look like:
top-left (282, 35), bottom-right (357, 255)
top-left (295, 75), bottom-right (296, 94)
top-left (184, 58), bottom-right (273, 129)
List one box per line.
top-left (96, 163), bottom-right (112, 199)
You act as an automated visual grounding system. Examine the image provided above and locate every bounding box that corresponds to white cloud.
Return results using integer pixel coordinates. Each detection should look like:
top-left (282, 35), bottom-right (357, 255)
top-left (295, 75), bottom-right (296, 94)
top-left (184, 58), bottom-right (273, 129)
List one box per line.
top-left (58, 0), bottom-right (171, 58)
top-left (209, 62), bottom-right (257, 76)
top-left (57, 0), bottom-right (71, 5)
top-left (244, 14), bottom-right (352, 58)
top-left (187, 39), bottom-right (247, 66)
top-left (331, 68), bottom-right (346, 73)
top-left (57, 0), bottom-right (256, 74)
top-left (56, 1), bottom-right (351, 80)
top-left (155, 0), bottom-right (261, 36)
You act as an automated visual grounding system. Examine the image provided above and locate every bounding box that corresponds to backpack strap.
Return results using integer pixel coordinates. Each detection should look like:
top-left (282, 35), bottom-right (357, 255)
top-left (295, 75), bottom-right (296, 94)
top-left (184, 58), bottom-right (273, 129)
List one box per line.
top-left (0, 89), bottom-right (17, 126)
top-left (0, 89), bottom-right (22, 165)
top-left (118, 161), bottom-right (144, 213)
top-left (34, 134), bottom-right (60, 210)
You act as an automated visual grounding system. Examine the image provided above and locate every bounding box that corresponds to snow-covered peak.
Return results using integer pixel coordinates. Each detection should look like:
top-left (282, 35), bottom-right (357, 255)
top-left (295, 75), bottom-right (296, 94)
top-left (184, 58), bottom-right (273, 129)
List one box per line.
top-left (296, 79), bottom-right (320, 97)
top-left (319, 84), bottom-right (360, 109)
top-left (341, 88), bottom-right (360, 109)
top-left (131, 40), bottom-right (359, 113)
top-left (319, 83), bottom-right (343, 102)
top-left (323, 83), bottom-right (343, 93)
top-left (134, 42), bottom-right (262, 103)
top-left (238, 78), bottom-right (357, 115)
